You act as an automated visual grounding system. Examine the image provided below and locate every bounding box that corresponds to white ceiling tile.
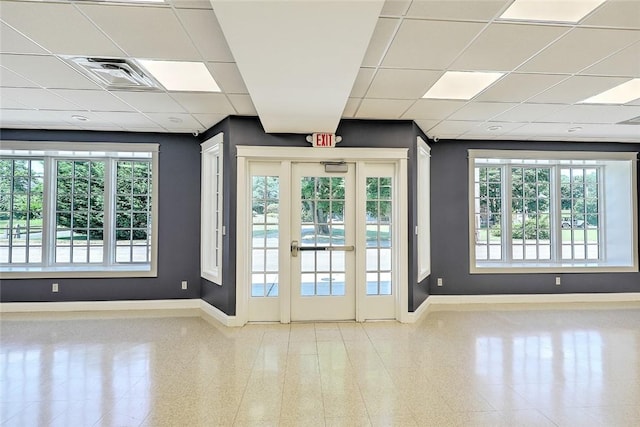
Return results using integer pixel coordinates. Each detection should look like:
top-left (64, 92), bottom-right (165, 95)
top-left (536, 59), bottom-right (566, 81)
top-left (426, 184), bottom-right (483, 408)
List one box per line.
top-left (0, 96), bottom-right (29, 109)
top-left (581, 41), bottom-right (640, 77)
top-left (208, 63), bottom-right (247, 94)
top-left (382, 20), bottom-right (486, 69)
top-left (170, 0), bottom-right (213, 9)
top-left (0, 21), bottom-right (48, 55)
top-left (78, 5), bottom-right (201, 60)
top-left (464, 121), bottom-right (527, 138)
top-left (381, 0), bottom-right (411, 16)
top-left (50, 89), bottom-right (136, 112)
top-left (504, 122), bottom-right (582, 138)
top-left (350, 68), bottom-right (376, 98)
top-left (476, 73), bottom-right (568, 102)
top-left (94, 111), bottom-right (158, 127)
top-left (429, 120), bottom-right (484, 138)
top-left (402, 99), bottom-right (467, 120)
top-left (366, 68), bottom-right (441, 99)
top-left (145, 112), bottom-right (204, 130)
top-left (0, 87), bottom-right (83, 110)
top-left (491, 103), bottom-right (568, 122)
top-left (0, 109), bottom-right (62, 125)
top-left (45, 110), bottom-right (118, 126)
top-left (362, 18), bottom-right (399, 67)
top-left (414, 119), bottom-right (439, 133)
top-left (528, 75), bottom-right (630, 104)
top-left (171, 92), bottom-right (235, 114)
top-left (343, 98), bottom-right (361, 118)
top-left (0, 54), bottom-right (99, 89)
top-left (535, 105), bottom-right (640, 124)
top-left (78, 124), bottom-right (124, 131)
top-left (451, 23), bottom-right (568, 72)
top-left (406, 0), bottom-right (509, 21)
top-left (227, 94), bottom-right (257, 115)
top-left (124, 127), bottom-right (167, 133)
top-left (176, 9), bottom-right (235, 62)
top-left (448, 102), bottom-right (519, 121)
top-left (193, 113), bottom-right (226, 129)
top-left (518, 28), bottom-right (640, 74)
top-left (0, 2), bottom-right (124, 56)
top-left (355, 99), bottom-right (413, 118)
top-left (0, 66), bottom-right (39, 88)
top-left (114, 92), bottom-right (186, 113)
top-left (582, 0), bottom-right (640, 29)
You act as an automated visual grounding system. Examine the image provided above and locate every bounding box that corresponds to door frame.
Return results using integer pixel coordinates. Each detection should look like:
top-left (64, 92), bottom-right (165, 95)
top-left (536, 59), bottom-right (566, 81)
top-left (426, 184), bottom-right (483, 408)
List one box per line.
top-left (236, 146), bottom-right (409, 325)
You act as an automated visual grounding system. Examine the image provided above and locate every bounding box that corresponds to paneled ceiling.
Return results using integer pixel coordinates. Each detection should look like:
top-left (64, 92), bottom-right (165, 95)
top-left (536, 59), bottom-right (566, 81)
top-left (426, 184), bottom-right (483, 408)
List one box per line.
top-left (0, 0), bottom-right (639, 142)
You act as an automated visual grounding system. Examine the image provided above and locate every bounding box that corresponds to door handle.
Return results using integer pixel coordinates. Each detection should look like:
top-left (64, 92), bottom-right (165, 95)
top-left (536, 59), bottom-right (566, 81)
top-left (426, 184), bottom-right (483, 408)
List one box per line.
top-left (291, 240), bottom-right (354, 257)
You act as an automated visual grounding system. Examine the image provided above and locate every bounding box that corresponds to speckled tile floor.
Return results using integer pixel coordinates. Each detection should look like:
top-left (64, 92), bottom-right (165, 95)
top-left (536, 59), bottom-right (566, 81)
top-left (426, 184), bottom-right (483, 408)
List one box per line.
top-left (1, 303), bottom-right (639, 426)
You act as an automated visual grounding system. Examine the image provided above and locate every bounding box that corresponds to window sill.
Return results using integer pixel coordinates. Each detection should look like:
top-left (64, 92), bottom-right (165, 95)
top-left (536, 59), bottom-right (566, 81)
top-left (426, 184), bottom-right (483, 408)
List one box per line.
top-left (0, 264), bottom-right (156, 279)
top-left (472, 262), bottom-right (638, 274)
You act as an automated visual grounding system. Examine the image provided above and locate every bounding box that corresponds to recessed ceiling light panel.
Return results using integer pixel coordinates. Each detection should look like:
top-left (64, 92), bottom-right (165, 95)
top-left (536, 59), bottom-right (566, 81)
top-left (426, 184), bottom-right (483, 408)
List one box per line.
top-left (137, 60), bottom-right (220, 92)
top-left (422, 71), bottom-right (504, 100)
top-left (580, 79), bottom-right (640, 104)
top-left (499, 0), bottom-right (607, 23)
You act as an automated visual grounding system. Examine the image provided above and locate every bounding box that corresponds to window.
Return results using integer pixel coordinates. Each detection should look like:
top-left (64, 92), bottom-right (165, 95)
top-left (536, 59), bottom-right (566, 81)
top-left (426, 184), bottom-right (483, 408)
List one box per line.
top-left (201, 134), bottom-right (223, 284)
top-left (417, 137), bottom-right (431, 281)
top-left (251, 174), bottom-right (279, 297)
top-left (469, 150), bottom-right (638, 273)
top-left (0, 141), bottom-right (158, 278)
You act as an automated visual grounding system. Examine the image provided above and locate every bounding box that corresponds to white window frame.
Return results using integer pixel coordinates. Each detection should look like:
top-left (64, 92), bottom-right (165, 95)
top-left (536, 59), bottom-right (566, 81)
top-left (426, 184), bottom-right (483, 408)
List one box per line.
top-left (0, 141), bottom-right (159, 278)
top-left (201, 133), bottom-right (224, 284)
top-left (469, 149), bottom-right (638, 274)
top-left (417, 137), bottom-right (431, 281)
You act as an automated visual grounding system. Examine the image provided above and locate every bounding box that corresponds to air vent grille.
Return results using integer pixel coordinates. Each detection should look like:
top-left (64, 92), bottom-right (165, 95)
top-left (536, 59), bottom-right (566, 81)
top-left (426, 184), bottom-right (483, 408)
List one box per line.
top-left (63, 56), bottom-right (161, 91)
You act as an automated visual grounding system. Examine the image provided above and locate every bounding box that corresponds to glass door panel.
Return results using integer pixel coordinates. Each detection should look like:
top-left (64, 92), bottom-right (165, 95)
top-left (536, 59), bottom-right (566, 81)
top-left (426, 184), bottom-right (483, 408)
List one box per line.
top-left (291, 163), bottom-right (355, 321)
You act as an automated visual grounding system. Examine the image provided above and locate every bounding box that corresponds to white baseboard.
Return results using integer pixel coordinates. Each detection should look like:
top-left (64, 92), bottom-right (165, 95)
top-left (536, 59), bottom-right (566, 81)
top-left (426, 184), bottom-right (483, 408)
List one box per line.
top-left (427, 292), bottom-right (640, 306)
top-left (403, 292), bottom-right (640, 324)
top-left (199, 300), bottom-right (243, 327)
top-left (0, 299), bottom-right (201, 313)
top-left (2, 293), bottom-right (638, 325)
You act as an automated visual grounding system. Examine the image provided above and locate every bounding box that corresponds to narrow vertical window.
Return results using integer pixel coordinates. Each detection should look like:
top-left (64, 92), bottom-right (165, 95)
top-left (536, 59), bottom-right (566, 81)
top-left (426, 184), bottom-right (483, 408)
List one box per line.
top-left (200, 134), bottom-right (223, 283)
top-left (115, 160), bottom-right (152, 263)
top-left (0, 158), bottom-right (44, 264)
top-left (474, 166), bottom-right (502, 261)
top-left (365, 176), bottom-right (392, 295)
top-left (251, 175), bottom-right (279, 297)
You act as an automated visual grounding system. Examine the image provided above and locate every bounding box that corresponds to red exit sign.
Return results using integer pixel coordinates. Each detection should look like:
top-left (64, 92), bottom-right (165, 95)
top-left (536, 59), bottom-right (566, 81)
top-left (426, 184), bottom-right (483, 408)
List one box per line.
top-left (312, 133), bottom-right (336, 148)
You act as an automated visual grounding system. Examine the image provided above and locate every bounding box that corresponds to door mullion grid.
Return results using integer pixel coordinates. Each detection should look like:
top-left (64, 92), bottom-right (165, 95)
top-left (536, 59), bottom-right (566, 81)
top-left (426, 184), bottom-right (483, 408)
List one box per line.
top-left (355, 162), bottom-right (366, 322)
top-left (503, 164), bottom-right (512, 262)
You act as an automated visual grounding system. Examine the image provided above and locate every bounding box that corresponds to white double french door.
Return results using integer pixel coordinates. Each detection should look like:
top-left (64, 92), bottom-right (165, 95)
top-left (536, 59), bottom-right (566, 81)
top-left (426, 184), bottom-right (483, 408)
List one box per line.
top-left (240, 147), bottom-right (407, 324)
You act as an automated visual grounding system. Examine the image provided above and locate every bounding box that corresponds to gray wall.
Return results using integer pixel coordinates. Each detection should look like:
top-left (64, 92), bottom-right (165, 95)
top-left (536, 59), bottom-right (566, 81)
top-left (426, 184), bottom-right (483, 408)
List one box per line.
top-left (430, 139), bottom-right (640, 295)
top-left (0, 129), bottom-right (202, 302)
top-left (200, 117), bottom-right (424, 315)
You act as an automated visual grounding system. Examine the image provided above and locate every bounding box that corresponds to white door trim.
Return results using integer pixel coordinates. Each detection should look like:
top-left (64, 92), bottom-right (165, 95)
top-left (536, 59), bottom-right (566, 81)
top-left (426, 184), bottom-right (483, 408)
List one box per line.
top-left (236, 146), bottom-right (409, 325)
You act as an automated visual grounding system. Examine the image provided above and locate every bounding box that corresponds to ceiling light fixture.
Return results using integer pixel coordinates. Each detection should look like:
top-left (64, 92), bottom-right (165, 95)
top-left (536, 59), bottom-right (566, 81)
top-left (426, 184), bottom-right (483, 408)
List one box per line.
top-left (422, 71), bottom-right (504, 100)
top-left (137, 60), bottom-right (220, 92)
top-left (487, 125), bottom-right (502, 131)
top-left (168, 117), bottom-right (183, 123)
top-left (579, 79), bottom-right (640, 104)
top-left (499, 0), bottom-right (606, 23)
top-left (568, 126), bottom-right (583, 133)
top-left (71, 115), bottom-right (89, 122)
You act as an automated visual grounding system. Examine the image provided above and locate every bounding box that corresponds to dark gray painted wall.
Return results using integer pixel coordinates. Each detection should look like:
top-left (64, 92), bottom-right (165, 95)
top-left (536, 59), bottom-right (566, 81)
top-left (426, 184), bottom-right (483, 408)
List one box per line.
top-left (199, 117), bottom-right (423, 315)
top-left (430, 139), bottom-right (640, 295)
top-left (0, 129), bottom-right (202, 302)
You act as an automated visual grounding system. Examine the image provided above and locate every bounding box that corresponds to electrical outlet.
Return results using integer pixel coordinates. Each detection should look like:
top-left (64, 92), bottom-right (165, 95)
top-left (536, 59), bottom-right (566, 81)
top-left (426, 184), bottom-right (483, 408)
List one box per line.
top-left (555, 276), bottom-right (561, 286)
top-left (181, 280), bottom-right (188, 290)
top-left (52, 283), bottom-right (59, 293)
top-left (437, 278), bottom-right (443, 287)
